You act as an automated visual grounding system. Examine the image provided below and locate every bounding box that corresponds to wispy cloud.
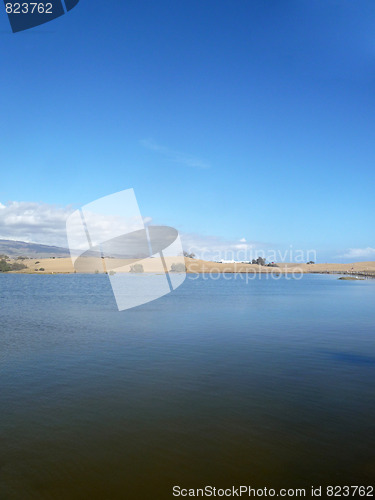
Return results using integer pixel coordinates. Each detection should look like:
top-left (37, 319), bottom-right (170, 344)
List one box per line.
top-left (140, 139), bottom-right (210, 169)
top-left (338, 247), bottom-right (375, 259)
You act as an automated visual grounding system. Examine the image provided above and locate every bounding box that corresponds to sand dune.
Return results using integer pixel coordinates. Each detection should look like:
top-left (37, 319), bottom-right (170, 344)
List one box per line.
top-left (8, 257), bottom-right (375, 276)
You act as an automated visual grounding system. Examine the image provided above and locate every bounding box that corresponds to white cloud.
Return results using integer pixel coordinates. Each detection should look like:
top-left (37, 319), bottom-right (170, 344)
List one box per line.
top-left (140, 139), bottom-right (210, 169)
top-left (338, 247), bottom-right (375, 259)
top-left (0, 201), bottom-right (74, 247)
top-left (0, 201), bottom-right (276, 262)
top-left (0, 201), bottom-right (153, 249)
top-left (0, 200), bottom-right (266, 259)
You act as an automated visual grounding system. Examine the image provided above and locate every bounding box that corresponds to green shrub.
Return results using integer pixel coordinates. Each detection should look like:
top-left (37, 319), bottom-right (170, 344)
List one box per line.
top-left (10, 262), bottom-right (27, 271)
top-left (252, 257), bottom-right (266, 266)
top-left (130, 263), bottom-right (144, 273)
top-left (183, 251), bottom-right (196, 259)
top-left (170, 262), bottom-right (186, 272)
top-left (0, 259), bottom-right (11, 272)
top-left (0, 259), bottom-right (27, 272)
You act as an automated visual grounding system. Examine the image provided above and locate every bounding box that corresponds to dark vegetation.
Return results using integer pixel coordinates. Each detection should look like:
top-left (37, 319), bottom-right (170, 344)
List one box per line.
top-left (251, 257), bottom-right (266, 266)
top-left (170, 262), bottom-right (186, 272)
top-left (183, 251), bottom-right (196, 259)
top-left (0, 259), bottom-right (27, 272)
top-left (130, 264), bottom-right (144, 273)
top-left (251, 258), bottom-right (278, 267)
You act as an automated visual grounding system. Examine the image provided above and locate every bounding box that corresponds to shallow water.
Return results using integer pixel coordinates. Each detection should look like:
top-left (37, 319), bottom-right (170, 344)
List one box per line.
top-left (0, 274), bottom-right (374, 499)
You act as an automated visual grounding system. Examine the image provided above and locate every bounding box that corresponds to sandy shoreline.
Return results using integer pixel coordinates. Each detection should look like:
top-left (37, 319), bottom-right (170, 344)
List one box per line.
top-left (5, 257), bottom-right (375, 277)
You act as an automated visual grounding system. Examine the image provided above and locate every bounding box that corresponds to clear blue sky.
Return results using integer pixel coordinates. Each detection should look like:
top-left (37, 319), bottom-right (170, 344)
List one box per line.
top-left (1, 1), bottom-right (374, 261)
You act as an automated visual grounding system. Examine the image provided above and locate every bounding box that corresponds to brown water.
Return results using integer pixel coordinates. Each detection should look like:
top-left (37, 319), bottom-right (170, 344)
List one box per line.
top-left (0, 274), bottom-right (374, 499)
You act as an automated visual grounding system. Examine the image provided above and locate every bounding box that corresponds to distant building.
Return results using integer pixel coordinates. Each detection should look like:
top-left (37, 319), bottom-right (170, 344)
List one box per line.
top-left (218, 259), bottom-right (251, 264)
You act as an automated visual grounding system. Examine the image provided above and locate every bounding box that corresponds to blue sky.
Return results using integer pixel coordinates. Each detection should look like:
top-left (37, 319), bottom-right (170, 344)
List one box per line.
top-left (0, 1), bottom-right (374, 262)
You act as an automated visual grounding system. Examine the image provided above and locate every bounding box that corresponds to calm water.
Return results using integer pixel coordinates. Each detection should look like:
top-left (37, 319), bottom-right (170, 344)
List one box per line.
top-left (0, 274), bottom-right (374, 499)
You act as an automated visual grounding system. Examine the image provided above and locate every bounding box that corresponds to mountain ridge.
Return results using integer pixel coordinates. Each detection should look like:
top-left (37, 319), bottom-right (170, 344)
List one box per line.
top-left (0, 239), bottom-right (70, 258)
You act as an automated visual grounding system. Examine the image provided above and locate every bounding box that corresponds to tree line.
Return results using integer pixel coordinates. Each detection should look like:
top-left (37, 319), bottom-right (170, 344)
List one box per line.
top-left (0, 255), bottom-right (27, 272)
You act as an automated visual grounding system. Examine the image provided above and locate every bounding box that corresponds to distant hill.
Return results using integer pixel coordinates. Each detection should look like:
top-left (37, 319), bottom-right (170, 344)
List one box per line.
top-left (0, 239), bottom-right (70, 258)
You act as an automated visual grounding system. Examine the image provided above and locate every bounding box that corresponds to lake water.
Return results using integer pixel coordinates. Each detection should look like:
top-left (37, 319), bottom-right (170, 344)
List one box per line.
top-left (0, 274), bottom-right (374, 499)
